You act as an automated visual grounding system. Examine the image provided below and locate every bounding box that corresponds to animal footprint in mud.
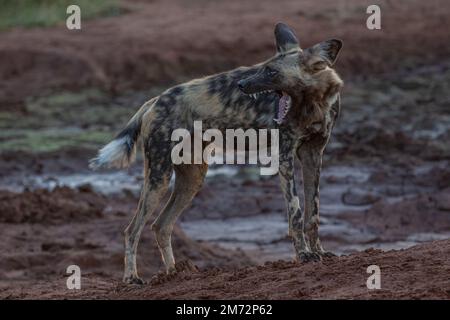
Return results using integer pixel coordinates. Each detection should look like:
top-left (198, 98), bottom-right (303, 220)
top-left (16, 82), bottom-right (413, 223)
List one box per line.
top-left (174, 260), bottom-right (199, 273)
top-left (150, 260), bottom-right (199, 285)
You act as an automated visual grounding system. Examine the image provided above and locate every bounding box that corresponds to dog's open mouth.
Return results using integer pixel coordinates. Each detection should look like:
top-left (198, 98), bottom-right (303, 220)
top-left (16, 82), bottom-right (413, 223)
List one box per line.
top-left (274, 91), bottom-right (291, 124)
top-left (244, 90), bottom-right (292, 124)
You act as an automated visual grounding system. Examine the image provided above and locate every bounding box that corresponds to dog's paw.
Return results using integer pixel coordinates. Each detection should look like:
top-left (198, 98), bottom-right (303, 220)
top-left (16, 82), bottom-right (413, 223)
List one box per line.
top-left (123, 275), bottom-right (146, 285)
top-left (297, 251), bottom-right (322, 263)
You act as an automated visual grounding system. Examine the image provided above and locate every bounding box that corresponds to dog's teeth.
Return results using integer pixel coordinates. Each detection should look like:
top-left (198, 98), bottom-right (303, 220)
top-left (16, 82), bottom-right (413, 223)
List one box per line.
top-left (274, 118), bottom-right (283, 124)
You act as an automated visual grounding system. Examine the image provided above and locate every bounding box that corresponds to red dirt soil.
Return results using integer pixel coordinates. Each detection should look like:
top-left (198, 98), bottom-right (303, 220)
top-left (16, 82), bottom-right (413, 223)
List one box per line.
top-left (1, 0), bottom-right (450, 300)
top-left (1, 0), bottom-right (449, 107)
top-left (0, 185), bottom-right (449, 299)
top-left (0, 187), bottom-right (252, 287)
top-left (2, 240), bottom-right (449, 299)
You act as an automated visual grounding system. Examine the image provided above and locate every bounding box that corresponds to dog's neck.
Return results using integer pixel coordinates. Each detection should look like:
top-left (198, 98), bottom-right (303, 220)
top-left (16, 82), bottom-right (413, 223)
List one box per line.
top-left (289, 73), bottom-right (343, 131)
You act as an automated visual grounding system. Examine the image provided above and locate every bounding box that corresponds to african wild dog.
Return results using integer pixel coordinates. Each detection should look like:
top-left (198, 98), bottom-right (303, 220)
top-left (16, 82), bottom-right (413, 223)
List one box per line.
top-left (90, 23), bottom-right (343, 284)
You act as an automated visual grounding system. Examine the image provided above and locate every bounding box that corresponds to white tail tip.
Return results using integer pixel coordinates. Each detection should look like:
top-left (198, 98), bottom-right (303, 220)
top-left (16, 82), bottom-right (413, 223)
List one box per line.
top-left (89, 137), bottom-right (134, 170)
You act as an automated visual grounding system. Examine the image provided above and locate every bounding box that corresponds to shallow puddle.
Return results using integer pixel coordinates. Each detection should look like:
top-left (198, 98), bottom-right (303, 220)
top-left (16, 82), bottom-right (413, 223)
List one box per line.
top-left (1, 162), bottom-right (448, 262)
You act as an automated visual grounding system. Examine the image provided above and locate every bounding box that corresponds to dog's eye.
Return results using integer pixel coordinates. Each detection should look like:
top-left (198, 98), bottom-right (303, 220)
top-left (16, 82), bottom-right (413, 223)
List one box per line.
top-left (311, 61), bottom-right (327, 72)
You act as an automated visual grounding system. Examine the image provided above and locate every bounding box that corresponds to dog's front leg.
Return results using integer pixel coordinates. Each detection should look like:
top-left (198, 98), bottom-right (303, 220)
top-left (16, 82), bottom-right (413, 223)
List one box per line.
top-left (296, 133), bottom-right (335, 258)
top-left (278, 147), bottom-right (321, 263)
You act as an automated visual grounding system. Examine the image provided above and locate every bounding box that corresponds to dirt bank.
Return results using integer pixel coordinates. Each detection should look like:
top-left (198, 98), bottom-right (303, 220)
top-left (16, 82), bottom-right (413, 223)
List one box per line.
top-left (341, 188), bottom-right (450, 242)
top-left (0, 177), bottom-right (449, 299)
top-left (1, 240), bottom-right (449, 299)
top-left (1, 0), bottom-right (449, 107)
top-left (0, 186), bottom-right (252, 284)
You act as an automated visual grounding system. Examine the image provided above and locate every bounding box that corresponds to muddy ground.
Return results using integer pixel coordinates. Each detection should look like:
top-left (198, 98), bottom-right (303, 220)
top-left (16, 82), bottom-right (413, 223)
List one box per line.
top-left (0, 0), bottom-right (450, 299)
top-left (3, 240), bottom-right (450, 299)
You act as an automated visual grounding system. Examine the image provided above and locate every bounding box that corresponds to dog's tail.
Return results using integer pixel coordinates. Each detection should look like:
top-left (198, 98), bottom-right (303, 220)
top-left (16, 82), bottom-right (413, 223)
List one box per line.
top-left (89, 98), bottom-right (155, 170)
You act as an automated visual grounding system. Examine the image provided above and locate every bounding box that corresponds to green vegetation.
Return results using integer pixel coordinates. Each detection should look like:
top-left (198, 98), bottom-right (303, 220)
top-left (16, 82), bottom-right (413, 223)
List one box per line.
top-left (0, 89), bottom-right (134, 130)
top-left (0, 0), bottom-right (121, 30)
top-left (0, 89), bottom-right (137, 153)
top-left (24, 89), bottom-right (130, 128)
top-left (0, 128), bottom-right (112, 152)
top-left (0, 86), bottom-right (166, 153)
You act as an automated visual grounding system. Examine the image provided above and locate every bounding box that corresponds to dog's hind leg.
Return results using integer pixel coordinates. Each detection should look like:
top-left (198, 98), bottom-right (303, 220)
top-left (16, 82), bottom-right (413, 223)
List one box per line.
top-left (151, 163), bottom-right (208, 274)
top-left (123, 158), bottom-right (173, 284)
top-left (296, 132), bottom-right (334, 258)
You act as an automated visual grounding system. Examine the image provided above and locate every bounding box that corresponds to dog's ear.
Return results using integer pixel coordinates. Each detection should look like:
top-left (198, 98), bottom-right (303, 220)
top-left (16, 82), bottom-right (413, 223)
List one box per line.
top-left (274, 23), bottom-right (300, 53)
top-left (310, 39), bottom-right (343, 66)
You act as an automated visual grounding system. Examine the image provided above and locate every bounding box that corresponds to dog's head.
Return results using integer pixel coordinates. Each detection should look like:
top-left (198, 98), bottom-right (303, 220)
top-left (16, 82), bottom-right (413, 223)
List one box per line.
top-left (237, 23), bottom-right (343, 124)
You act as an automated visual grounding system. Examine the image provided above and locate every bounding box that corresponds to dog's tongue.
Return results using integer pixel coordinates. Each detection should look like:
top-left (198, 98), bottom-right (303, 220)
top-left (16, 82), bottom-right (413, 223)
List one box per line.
top-left (279, 94), bottom-right (288, 115)
top-left (274, 92), bottom-right (290, 124)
